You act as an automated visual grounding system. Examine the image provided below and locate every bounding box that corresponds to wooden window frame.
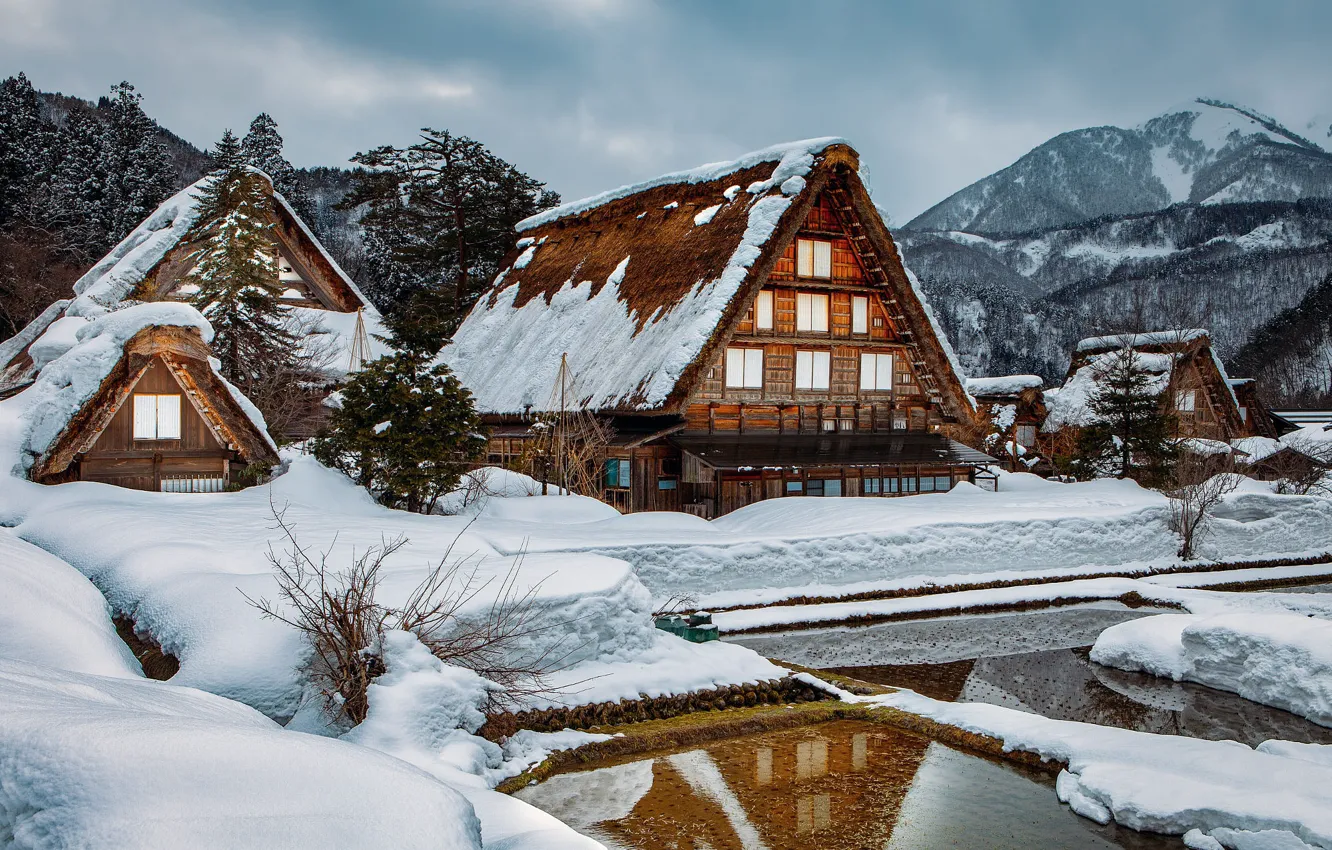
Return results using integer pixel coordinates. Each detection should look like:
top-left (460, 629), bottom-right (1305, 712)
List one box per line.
top-left (797, 238), bottom-right (833, 279)
top-left (132, 393), bottom-right (182, 441)
top-left (795, 349), bottom-right (831, 390)
top-left (795, 292), bottom-right (830, 333)
top-left (755, 290), bottom-right (775, 330)
top-left (859, 352), bottom-right (894, 392)
top-left (725, 347), bottom-right (764, 389)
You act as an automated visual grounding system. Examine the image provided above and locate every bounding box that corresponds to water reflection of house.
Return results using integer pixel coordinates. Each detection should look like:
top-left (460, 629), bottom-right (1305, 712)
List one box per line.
top-left (516, 721), bottom-right (932, 849)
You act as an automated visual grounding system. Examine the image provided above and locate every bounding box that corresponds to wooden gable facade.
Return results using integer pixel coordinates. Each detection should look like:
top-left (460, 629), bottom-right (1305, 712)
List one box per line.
top-left (460, 142), bottom-right (993, 517)
top-left (31, 326), bottom-right (278, 492)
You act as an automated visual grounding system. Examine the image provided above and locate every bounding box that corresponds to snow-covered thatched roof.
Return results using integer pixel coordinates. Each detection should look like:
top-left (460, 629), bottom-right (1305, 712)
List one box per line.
top-left (0, 170), bottom-right (387, 395)
top-left (440, 139), bottom-right (973, 416)
top-left (966, 375), bottom-right (1043, 397)
top-left (7, 302), bottom-right (276, 478)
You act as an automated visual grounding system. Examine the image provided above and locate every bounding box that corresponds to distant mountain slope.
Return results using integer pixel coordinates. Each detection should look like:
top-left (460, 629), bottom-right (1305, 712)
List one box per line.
top-left (1232, 272), bottom-right (1332, 407)
top-left (908, 99), bottom-right (1332, 234)
top-left (897, 198), bottom-right (1332, 385)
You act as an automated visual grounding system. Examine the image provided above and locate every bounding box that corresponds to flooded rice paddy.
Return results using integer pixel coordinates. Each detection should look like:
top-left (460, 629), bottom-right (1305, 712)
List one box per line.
top-left (518, 593), bottom-right (1331, 847)
top-left (515, 719), bottom-right (1174, 849)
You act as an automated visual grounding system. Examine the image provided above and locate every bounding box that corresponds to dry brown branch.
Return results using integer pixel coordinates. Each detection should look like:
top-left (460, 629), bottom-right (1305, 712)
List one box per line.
top-left (244, 501), bottom-right (591, 724)
top-left (1166, 451), bottom-right (1241, 560)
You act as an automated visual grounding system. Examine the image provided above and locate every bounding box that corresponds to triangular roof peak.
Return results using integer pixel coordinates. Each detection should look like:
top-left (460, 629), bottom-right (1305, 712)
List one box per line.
top-left (441, 139), bottom-right (974, 419)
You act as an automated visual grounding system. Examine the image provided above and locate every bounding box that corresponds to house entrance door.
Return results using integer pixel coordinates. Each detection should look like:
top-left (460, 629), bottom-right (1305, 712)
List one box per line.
top-left (719, 474), bottom-right (764, 515)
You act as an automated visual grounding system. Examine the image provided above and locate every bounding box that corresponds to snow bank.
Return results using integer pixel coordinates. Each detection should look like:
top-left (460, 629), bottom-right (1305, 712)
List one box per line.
top-left (2, 453), bottom-right (657, 718)
top-left (0, 659), bottom-right (482, 850)
top-left (868, 687), bottom-right (1332, 850)
top-left (1092, 612), bottom-right (1332, 726)
top-left (0, 529), bottom-right (141, 679)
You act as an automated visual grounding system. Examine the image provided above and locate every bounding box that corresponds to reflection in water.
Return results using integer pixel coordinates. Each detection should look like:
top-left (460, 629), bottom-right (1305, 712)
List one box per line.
top-left (830, 648), bottom-right (1332, 748)
top-left (514, 720), bottom-right (1174, 849)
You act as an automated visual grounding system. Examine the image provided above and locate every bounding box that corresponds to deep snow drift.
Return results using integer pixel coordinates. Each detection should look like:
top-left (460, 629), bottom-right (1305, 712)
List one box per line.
top-left (1092, 612), bottom-right (1332, 727)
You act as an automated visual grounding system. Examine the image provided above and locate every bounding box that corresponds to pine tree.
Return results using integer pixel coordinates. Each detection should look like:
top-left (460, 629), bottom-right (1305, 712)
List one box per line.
top-left (1071, 345), bottom-right (1177, 484)
top-left (241, 113), bottom-right (310, 216)
top-left (343, 128), bottom-right (558, 344)
top-left (212, 129), bottom-right (243, 173)
top-left (182, 167), bottom-right (294, 389)
top-left (48, 106), bottom-right (112, 257)
top-left (98, 82), bottom-right (175, 245)
top-left (312, 352), bottom-right (487, 513)
top-left (0, 73), bottom-right (57, 229)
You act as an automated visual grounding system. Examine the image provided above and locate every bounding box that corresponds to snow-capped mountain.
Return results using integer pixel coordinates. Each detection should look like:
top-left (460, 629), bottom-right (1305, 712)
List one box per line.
top-left (907, 99), bottom-right (1332, 234)
top-left (898, 99), bottom-right (1332, 405)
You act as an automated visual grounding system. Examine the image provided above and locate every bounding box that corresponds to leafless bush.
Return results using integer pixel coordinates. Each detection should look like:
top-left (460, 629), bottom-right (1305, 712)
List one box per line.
top-left (1268, 437), bottom-right (1332, 496)
top-left (1165, 451), bottom-right (1241, 560)
top-left (242, 315), bottom-right (340, 443)
top-left (652, 593), bottom-right (699, 618)
top-left (245, 503), bottom-right (585, 724)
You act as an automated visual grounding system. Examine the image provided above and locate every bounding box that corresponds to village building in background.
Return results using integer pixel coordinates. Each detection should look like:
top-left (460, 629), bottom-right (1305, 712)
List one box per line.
top-left (0, 170), bottom-right (388, 402)
top-left (440, 139), bottom-right (995, 517)
top-left (966, 375), bottom-right (1046, 472)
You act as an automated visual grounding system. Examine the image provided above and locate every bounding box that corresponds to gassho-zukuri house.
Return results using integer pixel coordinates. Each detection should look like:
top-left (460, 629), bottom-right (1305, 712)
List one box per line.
top-left (440, 138), bottom-right (995, 517)
top-left (10, 303), bottom-right (278, 492)
top-left (0, 168), bottom-right (389, 400)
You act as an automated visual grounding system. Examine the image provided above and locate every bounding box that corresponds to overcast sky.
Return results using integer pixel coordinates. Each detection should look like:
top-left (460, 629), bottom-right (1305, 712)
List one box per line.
top-left (4, 0), bottom-right (1331, 223)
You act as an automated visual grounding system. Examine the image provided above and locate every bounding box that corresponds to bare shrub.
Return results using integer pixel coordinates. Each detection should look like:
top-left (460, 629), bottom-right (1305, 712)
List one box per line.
top-left (652, 593), bottom-right (700, 618)
top-left (1267, 437), bottom-right (1332, 496)
top-left (1165, 451), bottom-right (1241, 560)
top-left (245, 503), bottom-right (584, 724)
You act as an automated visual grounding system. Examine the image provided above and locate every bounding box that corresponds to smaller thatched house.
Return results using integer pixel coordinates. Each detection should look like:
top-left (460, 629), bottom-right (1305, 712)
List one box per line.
top-left (14, 303), bottom-right (277, 492)
top-left (1226, 378), bottom-right (1290, 439)
top-left (1043, 330), bottom-right (1251, 443)
top-left (966, 375), bottom-right (1046, 471)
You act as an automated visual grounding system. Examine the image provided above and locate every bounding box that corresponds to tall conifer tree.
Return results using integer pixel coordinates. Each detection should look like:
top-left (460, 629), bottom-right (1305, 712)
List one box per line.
top-left (183, 166), bottom-right (293, 389)
top-left (98, 82), bottom-right (174, 244)
top-left (1071, 346), bottom-right (1177, 484)
top-left (242, 113), bottom-right (310, 217)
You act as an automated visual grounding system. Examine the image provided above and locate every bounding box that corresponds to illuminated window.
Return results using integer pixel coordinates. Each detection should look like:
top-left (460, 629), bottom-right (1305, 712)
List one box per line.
top-left (852, 296), bottom-right (869, 334)
top-left (755, 290), bottom-right (774, 330)
top-left (796, 238), bottom-right (832, 278)
top-left (795, 350), bottom-right (831, 390)
top-left (859, 352), bottom-right (894, 391)
top-left (725, 347), bottom-right (764, 388)
top-left (132, 394), bottom-right (182, 440)
top-left (795, 293), bottom-right (830, 332)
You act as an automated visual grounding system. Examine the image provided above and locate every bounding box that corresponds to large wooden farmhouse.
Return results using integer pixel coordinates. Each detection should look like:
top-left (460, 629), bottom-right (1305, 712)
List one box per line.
top-left (0, 169), bottom-right (386, 399)
top-left (442, 139), bottom-right (993, 517)
top-left (19, 304), bottom-right (278, 492)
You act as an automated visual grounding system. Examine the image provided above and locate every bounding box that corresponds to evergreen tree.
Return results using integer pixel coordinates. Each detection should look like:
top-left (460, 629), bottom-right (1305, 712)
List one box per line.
top-left (182, 167), bottom-right (294, 389)
top-left (212, 129), bottom-right (243, 173)
top-left (343, 128), bottom-right (558, 345)
top-left (48, 105), bottom-right (112, 257)
top-left (0, 73), bottom-right (57, 229)
top-left (98, 82), bottom-right (175, 245)
top-left (241, 113), bottom-right (310, 217)
top-left (312, 352), bottom-right (487, 513)
top-left (1070, 345), bottom-right (1177, 484)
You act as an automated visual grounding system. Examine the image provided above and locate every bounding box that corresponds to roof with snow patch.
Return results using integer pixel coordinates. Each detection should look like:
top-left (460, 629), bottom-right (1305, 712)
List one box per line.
top-left (440, 139), bottom-right (975, 416)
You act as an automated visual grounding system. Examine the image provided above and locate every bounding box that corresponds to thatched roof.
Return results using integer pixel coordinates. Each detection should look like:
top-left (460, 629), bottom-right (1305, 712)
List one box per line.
top-left (11, 302), bottom-right (277, 480)
top-left (0, 169), bottom-right (387, 395)
top-left (441, 139), bottom-right (973, 417)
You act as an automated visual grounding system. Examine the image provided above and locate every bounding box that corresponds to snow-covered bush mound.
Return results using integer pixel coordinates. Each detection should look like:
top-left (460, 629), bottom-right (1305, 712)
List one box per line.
top-left (1092, 612), bottom-right (1332, 725)
top-left (3, 454), bottom-right (657, 718)
top-left (0, 659), bottom-right (481, 850)
top-left (0, 529), bottom-right (141, 678)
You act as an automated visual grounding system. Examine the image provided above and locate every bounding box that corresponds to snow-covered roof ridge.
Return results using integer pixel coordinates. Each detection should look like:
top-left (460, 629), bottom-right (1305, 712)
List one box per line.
top-left (15, 303), bottom-right (216, 470)
top-left (965, 375), bottom-right (1044, 396)
top-left (1076, 328), bottom-right (1209, 353)
top-left (517, 137), bottom-right (852, 232)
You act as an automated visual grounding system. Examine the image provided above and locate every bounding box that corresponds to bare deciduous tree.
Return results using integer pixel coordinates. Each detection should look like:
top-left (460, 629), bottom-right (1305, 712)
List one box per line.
top-left (1166, 450), bottom-right (1241, 560)
top-left (245, 503), bottom-right (586, 724)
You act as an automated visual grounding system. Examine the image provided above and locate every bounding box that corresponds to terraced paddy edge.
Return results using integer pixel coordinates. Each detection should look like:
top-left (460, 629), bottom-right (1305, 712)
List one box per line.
top-left (701, 552), bottom-right (1332, 614)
